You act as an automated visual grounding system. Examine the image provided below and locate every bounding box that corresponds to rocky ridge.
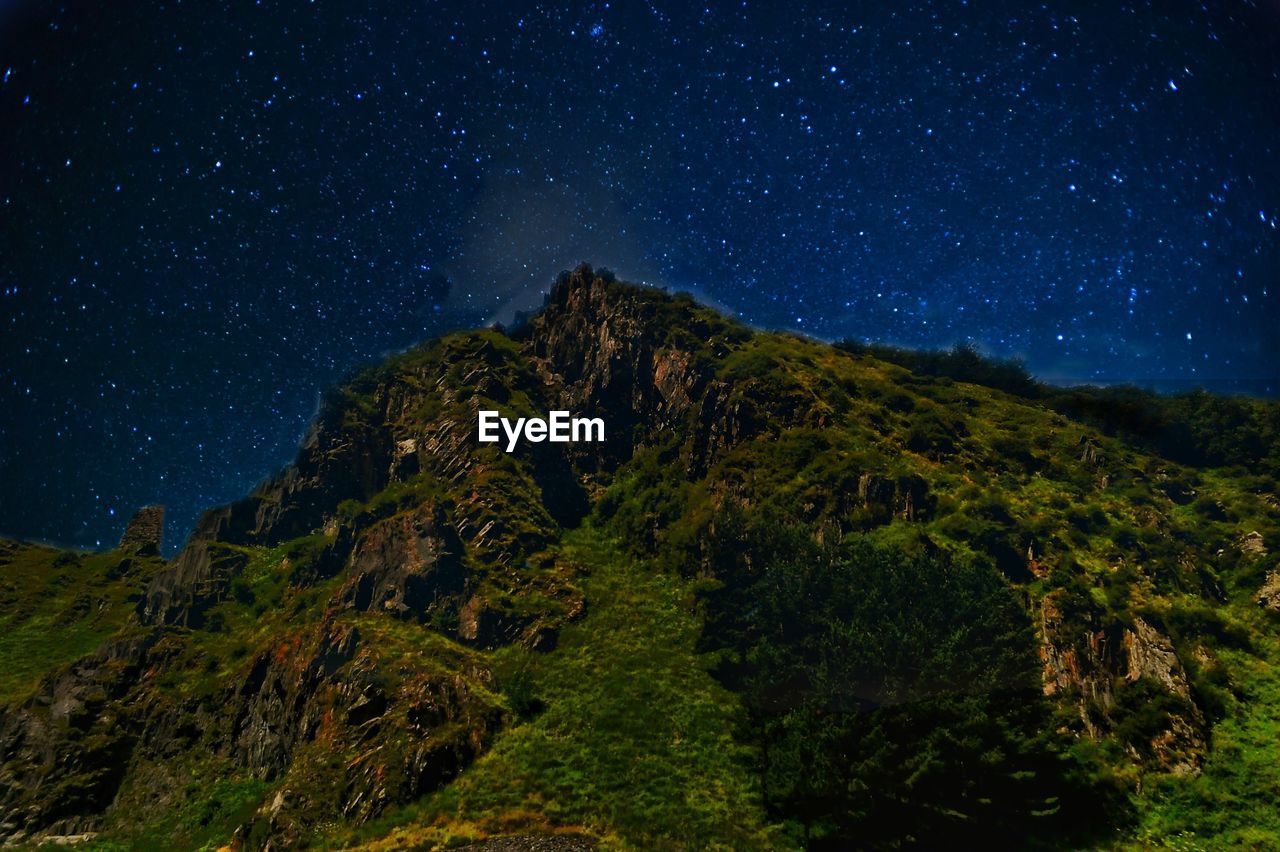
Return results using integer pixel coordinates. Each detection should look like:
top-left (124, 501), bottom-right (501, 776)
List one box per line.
top-left (1, 265), bottom-right (1276, 847)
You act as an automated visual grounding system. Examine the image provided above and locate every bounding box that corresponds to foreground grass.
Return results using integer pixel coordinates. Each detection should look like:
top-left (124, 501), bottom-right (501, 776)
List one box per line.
top-left (80, 774), bottom-right (269, 852)
top-left (1131, 615), bottom-right (1280, 849)
top-left (343, 524), bottom-right (781, 850)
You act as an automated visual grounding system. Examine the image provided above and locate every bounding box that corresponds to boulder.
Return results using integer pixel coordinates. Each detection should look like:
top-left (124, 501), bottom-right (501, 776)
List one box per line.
top-left (1241, 530), bottom-right (1267, 556)
top-left (1258, 568), bottom-right (1280, 612)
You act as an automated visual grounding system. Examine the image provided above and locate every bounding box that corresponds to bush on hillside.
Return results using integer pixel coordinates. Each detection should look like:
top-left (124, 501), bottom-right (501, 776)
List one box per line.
top-left (697, 510), bottom-right (1128, 847)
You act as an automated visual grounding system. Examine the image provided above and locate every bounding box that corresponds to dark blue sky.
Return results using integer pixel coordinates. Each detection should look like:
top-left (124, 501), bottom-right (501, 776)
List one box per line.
top-left (1, 0), bottom-right (1278, 552)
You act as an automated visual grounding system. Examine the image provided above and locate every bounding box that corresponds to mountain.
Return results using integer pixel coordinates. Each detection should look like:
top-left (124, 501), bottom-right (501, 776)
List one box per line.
top-left (2, 265), bottom-right (1279, 849)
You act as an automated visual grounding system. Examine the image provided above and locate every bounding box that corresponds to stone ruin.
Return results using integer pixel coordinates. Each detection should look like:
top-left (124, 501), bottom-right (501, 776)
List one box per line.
top-left (118, 505), bottom-right (164, 555)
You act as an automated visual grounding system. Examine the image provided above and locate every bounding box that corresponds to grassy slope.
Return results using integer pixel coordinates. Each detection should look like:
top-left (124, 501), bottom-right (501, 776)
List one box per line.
top-left (339, 525), bottom-right (779, 850)
top-left (0, 541), bottom-right (162, 705)
top-left (1132, 615), bottom-right (1280, 849)
top-left (88, 776), bottom-right (271, 852)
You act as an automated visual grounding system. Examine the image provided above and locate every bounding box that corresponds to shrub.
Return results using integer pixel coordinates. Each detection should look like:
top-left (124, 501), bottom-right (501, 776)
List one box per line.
top-left (905, 407), bottom-right (966, 457)
top-left (698, 515), bottom-right (1126, 846)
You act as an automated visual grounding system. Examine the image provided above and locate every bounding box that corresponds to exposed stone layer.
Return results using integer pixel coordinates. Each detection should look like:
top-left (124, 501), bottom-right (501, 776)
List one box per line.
top-left (118, 505), bottom-right (165, 555)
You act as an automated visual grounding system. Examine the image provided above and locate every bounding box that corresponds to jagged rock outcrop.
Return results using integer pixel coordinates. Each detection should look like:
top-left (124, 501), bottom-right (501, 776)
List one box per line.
top-left (0, 631), bottom-right (161, 841)
top-left (1122, 616), bottom-right (1207, 775)
top-left (1040, 595), bottom-right (1206, 774)
top-left (118, 505), bottom-right (164, 555)
top-left (1123, 617), bottom-right (1194, 701)
top-left (239, 405), bottom-right (396, 545)
top-left (526, 268), bottom-right (718, 474)
top-left (1040, 595), bottom-right (1119, 721)
top-left (854, 472), bottom-right (932, 522)
top-left (688, 380), bottom-right (766, 478)
top-left (337, 502), bottom-right (467, 622)
top-left (1079, 436), bottom-right (1102, 466)
top-left (225, 622), bottom-right (363, 778)
top-left (138, 541), bottom-right (249, 627)
top-left (1259, 568), bottom-right (1280, 612)
top-left (221, 619), bottom-right (504, 839)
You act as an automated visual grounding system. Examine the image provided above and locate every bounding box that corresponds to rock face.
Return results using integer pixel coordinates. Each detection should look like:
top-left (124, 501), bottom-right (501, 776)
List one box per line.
top-left (137, 541), bottom-right (249, 627)
top-left (338, 501), bottom-right (467, 622)
top-left (1040, 596), bottom-right (1116, 715)
top-left (1040, 596), bottom-right (1206, 774)
top-left (526, 269), bottom-right (718, 475)
top-left (221, 619), bottom-right (503, 828)
top-left (1121, 617), bottom-right (1207, 775)
top-left (1259, 568), bottom-right (1280, 612)
top-left (0, 615), bottom-right (506, 846)
top-left (118, 505), bottom-right (164, 555)
top-left (225, 622), bottom-right (364, 779)
top-left (0, 631), bottom-right (161, 841)
top-left (855, 473), bottom-right (932, 522)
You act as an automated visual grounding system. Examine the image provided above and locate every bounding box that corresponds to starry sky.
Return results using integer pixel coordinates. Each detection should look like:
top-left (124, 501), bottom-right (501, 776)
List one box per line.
top-left (1, 0), bottom-right (1278, 553)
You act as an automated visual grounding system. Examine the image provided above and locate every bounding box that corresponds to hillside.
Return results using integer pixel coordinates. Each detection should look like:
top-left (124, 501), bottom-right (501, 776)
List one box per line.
top-left (2, 265), bottom-right (1279, 849)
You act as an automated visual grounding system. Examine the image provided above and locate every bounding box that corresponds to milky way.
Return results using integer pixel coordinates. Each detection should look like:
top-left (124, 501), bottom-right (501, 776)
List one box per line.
top-left (1, 1), bottom-right (1277, 551)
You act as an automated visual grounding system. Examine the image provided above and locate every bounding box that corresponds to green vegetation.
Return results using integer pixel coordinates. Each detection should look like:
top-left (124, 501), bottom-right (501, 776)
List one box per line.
top-left (87, 774), bottom-right (270, 852)
top-left (838, 340), bottom-right (1280, 475)
top-left (1135, 637), bottom-right (1280, 849)
top-left (0, 541), bottom-right (162, 704)
top-left (338, 525), bottom-right (778, 849)
top-left (3, 273), bottom-right (1280, 849)
top-left (698, 512), bottom-right (1125, 848)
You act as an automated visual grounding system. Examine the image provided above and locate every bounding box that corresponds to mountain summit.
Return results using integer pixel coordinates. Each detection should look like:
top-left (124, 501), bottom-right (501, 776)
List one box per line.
top-left (2, 266), bottom-right (1279, 848)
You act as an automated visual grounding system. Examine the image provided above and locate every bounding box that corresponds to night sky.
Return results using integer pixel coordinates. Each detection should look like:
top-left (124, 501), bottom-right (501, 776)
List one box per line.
top-left (1, 1), bottom-right (1278, 553)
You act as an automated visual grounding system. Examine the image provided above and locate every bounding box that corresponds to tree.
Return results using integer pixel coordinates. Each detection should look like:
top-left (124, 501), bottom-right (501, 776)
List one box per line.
top-left (700, 513), bottom-right (1124, 847)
